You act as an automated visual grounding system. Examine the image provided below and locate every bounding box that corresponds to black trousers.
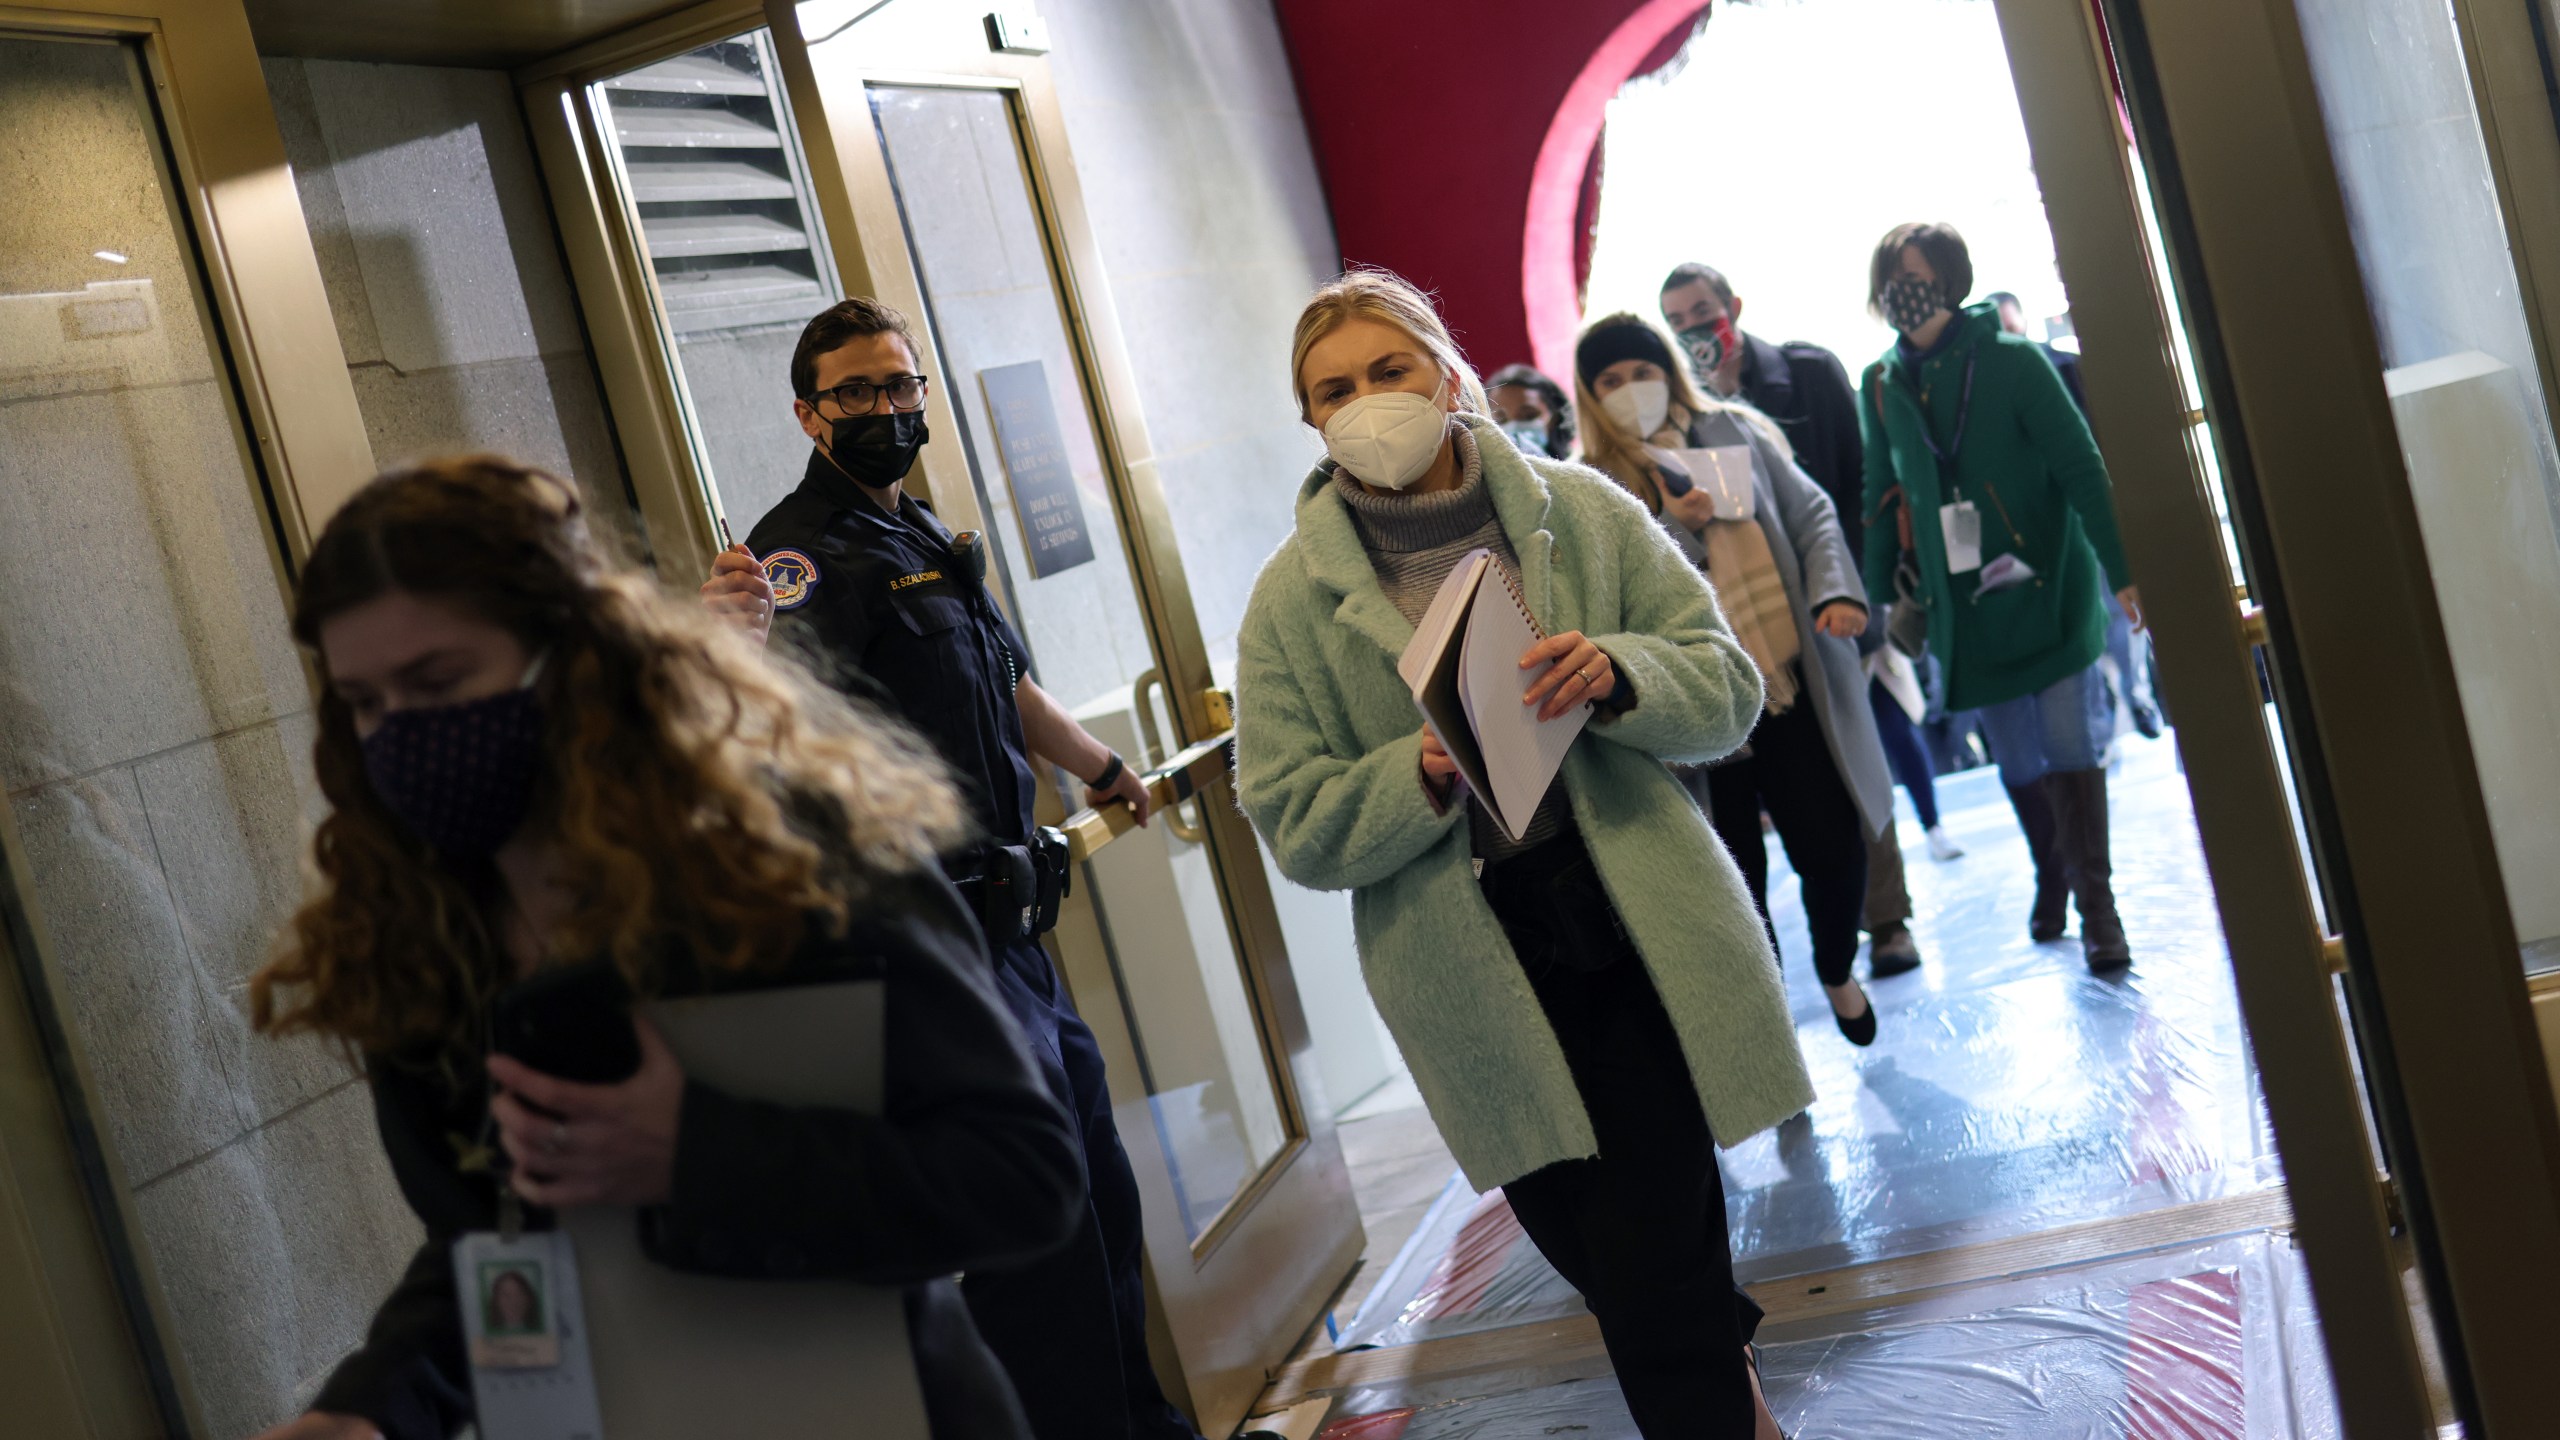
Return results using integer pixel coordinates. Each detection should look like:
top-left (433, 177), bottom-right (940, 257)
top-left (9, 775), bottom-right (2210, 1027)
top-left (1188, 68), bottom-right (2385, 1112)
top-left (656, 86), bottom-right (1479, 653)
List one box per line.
top-left (964, 938), bottom-right (1198, 1440)
top-left (1701, 697), bottom-right (1870, 987)
top-left (1481, 832), bottom-right (1763, 1438)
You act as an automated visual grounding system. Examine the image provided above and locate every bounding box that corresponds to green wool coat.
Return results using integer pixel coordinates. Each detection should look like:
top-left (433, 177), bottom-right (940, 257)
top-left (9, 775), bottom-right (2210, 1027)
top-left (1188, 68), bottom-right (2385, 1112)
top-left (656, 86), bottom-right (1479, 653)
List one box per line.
top-left (1858, 303), bottom-right (2134, 711)
top-left (1234, 413), bottom-right (1817, 1190)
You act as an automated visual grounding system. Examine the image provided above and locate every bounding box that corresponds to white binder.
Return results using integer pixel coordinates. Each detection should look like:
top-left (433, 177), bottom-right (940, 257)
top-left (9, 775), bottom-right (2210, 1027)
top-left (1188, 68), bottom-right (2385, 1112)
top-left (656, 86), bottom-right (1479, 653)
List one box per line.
top-left (560, 979), bottom-right (929, 1440)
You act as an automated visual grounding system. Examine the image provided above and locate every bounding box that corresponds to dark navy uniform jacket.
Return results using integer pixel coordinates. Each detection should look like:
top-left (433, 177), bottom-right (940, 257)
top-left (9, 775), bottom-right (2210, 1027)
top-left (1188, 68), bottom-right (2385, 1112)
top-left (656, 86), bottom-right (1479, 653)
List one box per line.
top-left (748, 449), bottom-right (1040, 848)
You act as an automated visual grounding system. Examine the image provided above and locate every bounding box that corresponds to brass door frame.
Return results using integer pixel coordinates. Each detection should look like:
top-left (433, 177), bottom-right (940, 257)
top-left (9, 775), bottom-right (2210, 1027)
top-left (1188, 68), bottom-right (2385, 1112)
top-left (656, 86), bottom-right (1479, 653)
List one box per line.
top-left (2053, 0), bottom-right (2560, 1431)
top-left (520, 3), bottom-right (1359, 1430)
top-left (1986, 2), bottom-right (2434, 1431)
top-left (0, 5), bottom-right (379, 1435)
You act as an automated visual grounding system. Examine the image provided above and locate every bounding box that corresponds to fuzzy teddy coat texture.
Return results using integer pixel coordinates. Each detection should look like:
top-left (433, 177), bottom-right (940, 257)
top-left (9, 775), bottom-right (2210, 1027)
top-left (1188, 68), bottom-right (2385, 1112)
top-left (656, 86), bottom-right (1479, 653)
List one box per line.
top-left (1234, 412), bottom-right (1818, 1190)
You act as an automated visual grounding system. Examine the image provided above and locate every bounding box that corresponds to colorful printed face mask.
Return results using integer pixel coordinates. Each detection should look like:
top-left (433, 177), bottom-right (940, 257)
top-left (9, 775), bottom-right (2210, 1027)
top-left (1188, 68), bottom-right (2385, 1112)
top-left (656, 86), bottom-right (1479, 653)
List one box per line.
top-left (1676, 315), bottom-right (1739, 379)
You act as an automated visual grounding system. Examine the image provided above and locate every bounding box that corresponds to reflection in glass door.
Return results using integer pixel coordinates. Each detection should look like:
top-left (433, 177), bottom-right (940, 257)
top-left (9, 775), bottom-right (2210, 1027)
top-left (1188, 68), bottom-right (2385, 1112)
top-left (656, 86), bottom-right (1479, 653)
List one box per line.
top-left (866, 82), bottom-right (1289, 1244)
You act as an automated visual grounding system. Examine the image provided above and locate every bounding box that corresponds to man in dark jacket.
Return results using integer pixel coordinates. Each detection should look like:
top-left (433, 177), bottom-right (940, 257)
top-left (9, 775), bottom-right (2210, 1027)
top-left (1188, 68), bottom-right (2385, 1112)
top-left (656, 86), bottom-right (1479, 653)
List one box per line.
top-left (1663, 262), bottom-right (1926, 978)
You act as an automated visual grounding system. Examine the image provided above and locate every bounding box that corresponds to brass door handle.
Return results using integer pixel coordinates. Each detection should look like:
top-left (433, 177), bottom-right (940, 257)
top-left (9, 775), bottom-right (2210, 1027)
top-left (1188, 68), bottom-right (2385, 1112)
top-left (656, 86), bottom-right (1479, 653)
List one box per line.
top-left (1061, 732), bottom-right (1234, 863)
top-left (1132, 668), bottom-right (1209, 844)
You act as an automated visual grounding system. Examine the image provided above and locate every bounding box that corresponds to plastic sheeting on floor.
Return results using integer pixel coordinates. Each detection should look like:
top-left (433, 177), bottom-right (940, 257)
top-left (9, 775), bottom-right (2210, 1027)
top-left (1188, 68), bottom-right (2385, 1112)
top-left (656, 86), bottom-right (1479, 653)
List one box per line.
top-left (1320, 1234), bottom-right (2342, 1440)
top-left (1334, 735), bottom-right (2280, 1352)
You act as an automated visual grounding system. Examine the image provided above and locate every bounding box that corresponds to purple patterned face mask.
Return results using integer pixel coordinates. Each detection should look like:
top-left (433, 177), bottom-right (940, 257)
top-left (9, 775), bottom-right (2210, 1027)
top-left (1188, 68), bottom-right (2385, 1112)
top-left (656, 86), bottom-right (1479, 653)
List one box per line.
top-left (360, 657), bottom-right (547, 856)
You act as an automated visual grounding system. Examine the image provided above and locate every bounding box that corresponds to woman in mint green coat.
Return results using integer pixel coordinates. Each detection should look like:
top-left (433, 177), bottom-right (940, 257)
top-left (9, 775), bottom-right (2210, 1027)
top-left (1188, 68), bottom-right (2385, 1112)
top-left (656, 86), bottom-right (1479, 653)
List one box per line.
top-left (1234, 271), bottom-right (1811, 1440)
top-left (1857, 222), bottom-right (2144, 969)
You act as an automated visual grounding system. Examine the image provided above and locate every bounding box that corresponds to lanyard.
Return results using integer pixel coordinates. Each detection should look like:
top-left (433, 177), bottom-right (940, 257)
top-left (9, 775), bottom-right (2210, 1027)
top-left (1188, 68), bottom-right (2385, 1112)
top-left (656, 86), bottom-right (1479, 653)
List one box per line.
top-left (1914, 349), bottom-right (1979, 466)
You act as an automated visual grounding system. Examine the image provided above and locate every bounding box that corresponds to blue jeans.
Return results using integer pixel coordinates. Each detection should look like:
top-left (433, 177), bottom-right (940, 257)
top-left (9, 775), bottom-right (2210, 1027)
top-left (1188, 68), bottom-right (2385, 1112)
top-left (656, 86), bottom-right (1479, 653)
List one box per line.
top-left (1976, 662), bottom-right (2111, 788)
top-left (1867, 679), bottom-right (1941, 828)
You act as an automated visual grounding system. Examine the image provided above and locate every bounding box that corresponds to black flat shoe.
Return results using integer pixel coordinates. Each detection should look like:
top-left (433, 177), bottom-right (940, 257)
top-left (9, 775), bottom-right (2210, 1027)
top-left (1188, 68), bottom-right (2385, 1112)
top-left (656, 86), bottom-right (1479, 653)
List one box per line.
top-left (1832, 991), bottom-right (1877, 1047)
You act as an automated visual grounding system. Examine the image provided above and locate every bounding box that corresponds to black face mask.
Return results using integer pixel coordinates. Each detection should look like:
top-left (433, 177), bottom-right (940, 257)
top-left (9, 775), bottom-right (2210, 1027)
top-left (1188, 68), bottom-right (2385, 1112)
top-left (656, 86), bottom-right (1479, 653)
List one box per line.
top-left (825, 410), bottom-right (931, 487)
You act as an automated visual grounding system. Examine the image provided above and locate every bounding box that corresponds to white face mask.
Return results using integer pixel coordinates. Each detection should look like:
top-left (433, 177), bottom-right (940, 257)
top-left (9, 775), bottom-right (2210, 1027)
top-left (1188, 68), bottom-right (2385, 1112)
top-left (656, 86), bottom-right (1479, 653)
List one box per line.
top-left (1322, 382), bottom-right (1451, 490)
top-left (1601, 378), bottom-right (1671, 440)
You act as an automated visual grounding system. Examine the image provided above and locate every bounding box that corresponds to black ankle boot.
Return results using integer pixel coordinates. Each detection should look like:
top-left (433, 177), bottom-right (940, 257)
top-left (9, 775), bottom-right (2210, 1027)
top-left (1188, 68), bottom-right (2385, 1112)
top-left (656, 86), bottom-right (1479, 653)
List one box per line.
top-left (2006, 779), bottom-right (2069, 942)
top-left (2049, 767), bottom-right (2131, 970)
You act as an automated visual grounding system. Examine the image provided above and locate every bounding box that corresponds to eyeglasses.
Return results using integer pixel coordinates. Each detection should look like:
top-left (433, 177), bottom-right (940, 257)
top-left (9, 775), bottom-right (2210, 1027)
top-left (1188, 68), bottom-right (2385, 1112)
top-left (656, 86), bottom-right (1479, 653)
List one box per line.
top-left (805, 373), bottom-right (931, 414)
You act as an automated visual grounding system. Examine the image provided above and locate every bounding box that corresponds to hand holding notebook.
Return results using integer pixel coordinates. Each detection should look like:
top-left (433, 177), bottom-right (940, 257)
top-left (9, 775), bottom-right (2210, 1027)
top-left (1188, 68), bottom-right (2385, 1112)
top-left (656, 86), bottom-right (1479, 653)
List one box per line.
top-left (1398, 549), bottom-right (1593, 841)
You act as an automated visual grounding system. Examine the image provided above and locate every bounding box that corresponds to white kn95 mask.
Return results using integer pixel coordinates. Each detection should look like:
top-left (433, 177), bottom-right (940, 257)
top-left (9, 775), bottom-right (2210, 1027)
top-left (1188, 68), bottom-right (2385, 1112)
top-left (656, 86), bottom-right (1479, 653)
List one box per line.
top-left (1601, 379), bottom-right (1671, 441)
top-left (1323, 385), bottom-right (1451, 490)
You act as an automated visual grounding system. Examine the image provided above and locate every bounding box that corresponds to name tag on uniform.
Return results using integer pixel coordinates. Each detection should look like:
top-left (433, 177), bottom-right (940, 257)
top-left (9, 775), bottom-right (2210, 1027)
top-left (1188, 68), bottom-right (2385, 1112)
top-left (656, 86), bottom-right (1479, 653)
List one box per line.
top-left (1940, 501), bottom-right (1984, 574)
top-left (455, 1230), bottom-right (605, 1440)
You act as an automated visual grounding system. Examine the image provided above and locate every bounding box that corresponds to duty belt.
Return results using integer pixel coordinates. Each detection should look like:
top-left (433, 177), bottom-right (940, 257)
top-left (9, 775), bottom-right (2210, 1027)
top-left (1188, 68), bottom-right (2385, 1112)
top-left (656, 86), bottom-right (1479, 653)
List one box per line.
top-left (949, 826), bottom-right (1072, 942)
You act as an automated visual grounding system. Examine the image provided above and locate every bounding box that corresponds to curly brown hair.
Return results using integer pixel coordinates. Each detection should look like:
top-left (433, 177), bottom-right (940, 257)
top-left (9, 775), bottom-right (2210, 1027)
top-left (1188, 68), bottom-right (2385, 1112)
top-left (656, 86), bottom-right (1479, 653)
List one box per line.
top-left (250, 456), bottom-right (968, 1058)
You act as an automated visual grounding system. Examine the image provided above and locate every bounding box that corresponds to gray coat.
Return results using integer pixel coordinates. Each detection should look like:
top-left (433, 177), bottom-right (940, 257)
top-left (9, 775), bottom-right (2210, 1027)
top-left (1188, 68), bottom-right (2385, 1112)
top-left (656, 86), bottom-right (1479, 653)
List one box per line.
top-left (1657, 407), bottom-right (1896, 838)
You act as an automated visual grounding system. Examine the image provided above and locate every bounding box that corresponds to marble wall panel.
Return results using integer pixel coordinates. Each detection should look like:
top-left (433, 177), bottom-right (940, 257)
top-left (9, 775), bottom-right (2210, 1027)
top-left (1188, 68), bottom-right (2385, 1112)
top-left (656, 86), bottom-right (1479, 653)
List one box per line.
top-left (674, 323), bottom-right (812, 536)
top-left (297, 59), bottom-right (584, 372)
top-left (260, 57), bottom-right (386, 367)
top-left (347, 350), bottom-right (642, 558)
top-left (11, 769), bottom-right (252, 1183)
top-left (0, 379), bottom-right (305, 791)
top-left (0, 38), bottom-right (221, 395)
top-left (133, 1083), bottom-right (419, 1439)
top-left (136, 719), bottom-right (355, 1127)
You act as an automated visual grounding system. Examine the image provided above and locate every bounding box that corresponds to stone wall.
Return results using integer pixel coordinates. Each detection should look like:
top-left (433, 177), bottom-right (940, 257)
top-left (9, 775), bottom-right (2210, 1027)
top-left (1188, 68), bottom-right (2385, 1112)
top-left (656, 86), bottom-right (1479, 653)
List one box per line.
top-left (262, 57), bottom-right (642, 557)
top-left (1044, 0), bottom-right (1340, 665)
top-left (0, 38), bottom-right (420, 1439)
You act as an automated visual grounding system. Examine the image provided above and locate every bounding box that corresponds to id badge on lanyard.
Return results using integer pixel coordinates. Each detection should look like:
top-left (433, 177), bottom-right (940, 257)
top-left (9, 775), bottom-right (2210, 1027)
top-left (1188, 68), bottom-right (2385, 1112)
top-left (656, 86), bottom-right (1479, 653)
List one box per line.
top-left (1940, 500), bottom-right (1984, 574)
top-left (454, 1229), bottom-right (607, 1440)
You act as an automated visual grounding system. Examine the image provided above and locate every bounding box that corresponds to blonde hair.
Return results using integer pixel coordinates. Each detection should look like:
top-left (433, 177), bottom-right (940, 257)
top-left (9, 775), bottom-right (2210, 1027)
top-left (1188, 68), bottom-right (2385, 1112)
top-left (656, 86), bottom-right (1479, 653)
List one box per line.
top-left (1289, 268), bottom-right (1490, 421)
top-left (1573, 310), bottom-right (1790, 513)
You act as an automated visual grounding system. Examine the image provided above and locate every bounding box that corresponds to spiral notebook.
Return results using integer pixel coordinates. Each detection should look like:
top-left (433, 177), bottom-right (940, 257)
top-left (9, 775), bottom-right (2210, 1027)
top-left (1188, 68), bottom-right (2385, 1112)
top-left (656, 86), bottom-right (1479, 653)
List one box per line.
top-left (1397, 548), bottom-right (1590, 841)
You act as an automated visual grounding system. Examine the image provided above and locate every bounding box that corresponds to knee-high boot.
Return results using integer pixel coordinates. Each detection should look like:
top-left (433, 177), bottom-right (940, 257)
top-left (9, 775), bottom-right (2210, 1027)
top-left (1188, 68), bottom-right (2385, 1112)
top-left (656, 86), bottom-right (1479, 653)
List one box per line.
top-left (2049, 767), bottom-right (2132, 970)
top-left (2006, 778), bottom-right (2069, 943)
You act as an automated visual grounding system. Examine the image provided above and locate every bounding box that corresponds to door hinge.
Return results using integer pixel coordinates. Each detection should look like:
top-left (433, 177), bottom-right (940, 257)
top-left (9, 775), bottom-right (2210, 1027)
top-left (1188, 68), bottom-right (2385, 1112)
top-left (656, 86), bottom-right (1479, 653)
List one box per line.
top-left (2239, 602), bottom-right (2269, 648)
top-left (2320, 933), bottom-right (2347, 975)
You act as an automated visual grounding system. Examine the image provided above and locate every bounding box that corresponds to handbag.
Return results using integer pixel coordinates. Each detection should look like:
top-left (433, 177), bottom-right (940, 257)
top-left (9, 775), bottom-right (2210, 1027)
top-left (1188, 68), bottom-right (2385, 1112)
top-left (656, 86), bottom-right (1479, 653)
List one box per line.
top-left (1874, 480), bottom-right (1930, 659)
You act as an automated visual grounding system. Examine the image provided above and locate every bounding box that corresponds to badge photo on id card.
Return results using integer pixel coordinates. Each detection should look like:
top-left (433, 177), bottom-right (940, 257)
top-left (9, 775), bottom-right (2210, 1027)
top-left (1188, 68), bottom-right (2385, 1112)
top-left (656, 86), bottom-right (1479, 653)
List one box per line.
top-left (456, 1229), bottom-right (605, 1440)
top-left (1940, 500), bottom-right (1984, 574)
top-left (473, 1255), bottom-right (561, 1369)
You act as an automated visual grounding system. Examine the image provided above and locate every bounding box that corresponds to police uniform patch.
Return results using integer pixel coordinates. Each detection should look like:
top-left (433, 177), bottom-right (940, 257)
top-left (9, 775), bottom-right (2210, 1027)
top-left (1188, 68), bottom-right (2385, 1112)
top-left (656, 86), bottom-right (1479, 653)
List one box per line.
top-left (762, 549), bottom-right (820, 610)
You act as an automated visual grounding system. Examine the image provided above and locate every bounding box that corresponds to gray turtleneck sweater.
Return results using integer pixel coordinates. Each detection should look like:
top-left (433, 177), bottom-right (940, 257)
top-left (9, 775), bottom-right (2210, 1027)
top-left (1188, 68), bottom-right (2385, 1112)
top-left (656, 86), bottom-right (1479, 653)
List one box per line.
top-left (1335, 426), bottom-right (1571, 859)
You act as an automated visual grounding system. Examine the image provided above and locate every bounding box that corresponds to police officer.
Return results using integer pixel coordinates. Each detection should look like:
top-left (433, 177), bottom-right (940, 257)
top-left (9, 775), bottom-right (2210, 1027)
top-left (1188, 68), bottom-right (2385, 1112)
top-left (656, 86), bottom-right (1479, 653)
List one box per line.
top-left (702, 297), bottom-right (1199, 1440)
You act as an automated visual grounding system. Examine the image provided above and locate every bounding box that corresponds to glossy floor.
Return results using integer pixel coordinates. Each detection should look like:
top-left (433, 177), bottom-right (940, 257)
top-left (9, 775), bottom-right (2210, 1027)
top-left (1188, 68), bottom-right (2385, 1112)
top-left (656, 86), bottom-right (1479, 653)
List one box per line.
top-left (1317, 1232), bottom-right (2340, 1439)
top-left (1332, 732), bottom-right (2280, 1352)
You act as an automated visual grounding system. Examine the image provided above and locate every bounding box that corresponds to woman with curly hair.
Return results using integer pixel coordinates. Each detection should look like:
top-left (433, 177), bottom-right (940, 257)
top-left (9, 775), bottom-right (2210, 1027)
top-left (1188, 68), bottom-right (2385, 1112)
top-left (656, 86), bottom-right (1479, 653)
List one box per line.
top-left (247, 457), bottom-right (1079, 1440)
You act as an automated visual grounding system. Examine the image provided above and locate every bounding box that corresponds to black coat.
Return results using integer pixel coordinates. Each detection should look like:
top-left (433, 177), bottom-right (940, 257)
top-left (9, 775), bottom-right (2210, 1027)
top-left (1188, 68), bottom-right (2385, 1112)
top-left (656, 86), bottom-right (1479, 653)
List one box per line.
top-left (1737, 332), bottom-right (1869, 554)
top-left (309, 867), bottom-right (1082, 1440)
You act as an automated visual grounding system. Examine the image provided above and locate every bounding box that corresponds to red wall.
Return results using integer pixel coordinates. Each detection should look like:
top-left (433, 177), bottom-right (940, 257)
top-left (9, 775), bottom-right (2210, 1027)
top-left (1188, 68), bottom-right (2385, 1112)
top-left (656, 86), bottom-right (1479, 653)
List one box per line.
top-left (1274, 0), bottom-right (1711, 385)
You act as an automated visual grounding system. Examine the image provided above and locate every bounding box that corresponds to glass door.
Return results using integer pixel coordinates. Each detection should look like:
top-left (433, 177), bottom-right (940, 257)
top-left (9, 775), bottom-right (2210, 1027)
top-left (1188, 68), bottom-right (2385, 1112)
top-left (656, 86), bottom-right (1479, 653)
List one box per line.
top-left (528, 5), bottom-right (1363, 1432)
top-left (2010, 0), bottom-right (2560, 1431)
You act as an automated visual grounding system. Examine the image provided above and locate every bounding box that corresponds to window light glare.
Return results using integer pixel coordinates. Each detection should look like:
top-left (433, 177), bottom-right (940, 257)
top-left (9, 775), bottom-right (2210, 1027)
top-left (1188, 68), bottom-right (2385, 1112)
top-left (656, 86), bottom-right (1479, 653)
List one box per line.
top-left (93, 249), bottom-right (128, 264)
